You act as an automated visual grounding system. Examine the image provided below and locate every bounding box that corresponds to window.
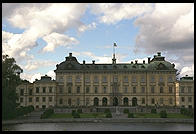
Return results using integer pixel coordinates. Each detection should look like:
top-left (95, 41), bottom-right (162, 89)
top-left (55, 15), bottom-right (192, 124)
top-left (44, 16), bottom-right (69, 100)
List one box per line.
top-left (85, 76), bottom-right (90, 83)
top-left (132, 76), bottom-right (136, 82)
top-left (29, 97), bottom-right (32, 102)
top-left (151, 76), bottom-right (155, 82)
top-left (188, 97), bottom-right (192, 102)
top-left (188, 87), bottom-right (192, 93)
top-left (68, 87), bottom-right (71, 93)
top-left (151, 86), bottom-right (155, 93)
top-left (160, 87), bottom-right (164, 93)
top-left (42, 105), bottom-right (46, 109)
top-left (59, 86), bottom-right (63, 93)
top-left (86, 87), bottom-right (90, 93)
top-left (36, 97), bottom-right (39, 102)
top-left (141, 87), bottom-right (145, 93)
top-left (43, 87), bottom-right (46, 93)
top-left (133, 87), bottom-right (136, 93)
top-left (159, 77), bottom-right (163, 82)
top-left (188, 105), bottom-right (192, 109)
top-left (67, 76), bottom-right (72, 83)
top-left (151, 98), bottom-right (155, 104)
top-left (94, 76), bottom-right (99, 83)
top-left (36, 87), bottom-right (39, 93)
top-left (77, 98), bottom-right (80, 105)
top-left (20, 97), bottom-right (23, 102)
top-left (169, 98), bottom-right (173, 104)
top-left (181, 87), bottom-right (184, 93)
top-left (114, 76), bottom-right (118, 82)
top-left (95, 87), bottom-right (98, 93)
top-left (181, 97), bottom-right (185, 102)
top-left (102, 76), bottom-right (107, 83)
top-left (142, 98), bottom-right (145, 104)
top-left (29, 89), bottom-right (33, 95)
top-left (49, 87), bottom-right (53, 93)
top-left (77, 86), bottom-right (80, 93)
top-left (76, 75), bottom-right (81, 82)
top-left (160, 98), bottom-right (163, 104)
top-left (103, 86), bottom-right (107, 93)
top-left (59, 98), bottom-right (63, 104)
top-left (42, 97), bottom-right (46, 102)
top-left (20, 89), bottom-right (24, 96)
top-left (49, 97), bottom-right (52, 102)
top-left (169, 87), bottom-right (173, 93)
top-left (124, 86), bottom-right (128, 93)
top-left (123, 76), bottom-right (128, 82)
top-left (68, 98), bottom-right (71, 106)
top-left (141, 76), bottom-right (145, 82)
top-left (59, 76), bottom-right (63, 82)
top-left (86, 98), bottom-right (89, 106)
top-left (168, 76), bottom-right (173, 82)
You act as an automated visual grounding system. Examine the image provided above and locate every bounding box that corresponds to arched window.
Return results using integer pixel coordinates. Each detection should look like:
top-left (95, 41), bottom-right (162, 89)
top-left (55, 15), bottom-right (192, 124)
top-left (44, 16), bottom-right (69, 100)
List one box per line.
top-left (102, 97), bottom-right (107, 106)
top-left (94, 97), bottom-right (99, 106)
top-left (123, 97), bottom-right (129, 106)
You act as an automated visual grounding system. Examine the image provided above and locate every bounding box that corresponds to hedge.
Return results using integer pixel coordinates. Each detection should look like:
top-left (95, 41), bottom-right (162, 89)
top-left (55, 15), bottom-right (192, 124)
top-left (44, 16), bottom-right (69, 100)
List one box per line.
top-left (160, 110), bottom-right (167, 118)
top-left (128, 113), bottom-right (134, 118)
top-left (40, 108), bottom-right (54, 119)
top-left (123, 109), bottom-right (129, 114)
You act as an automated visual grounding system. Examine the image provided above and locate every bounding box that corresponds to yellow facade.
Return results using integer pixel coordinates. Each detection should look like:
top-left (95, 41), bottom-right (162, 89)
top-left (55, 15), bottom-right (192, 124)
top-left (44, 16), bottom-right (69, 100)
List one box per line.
top-left (177, 75), bottom-right (194, 108)
top-left (16, 52), bottom-right (194, 109)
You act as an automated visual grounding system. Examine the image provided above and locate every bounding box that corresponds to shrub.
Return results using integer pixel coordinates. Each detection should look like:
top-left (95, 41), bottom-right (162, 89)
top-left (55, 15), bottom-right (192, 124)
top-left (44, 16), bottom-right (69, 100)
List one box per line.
top-left (128, 113), bottom-right (134, 118)
top-left (72, 110), bottom-right (76, 116)
top-left (93, 113), bottom-right (98, 118)
top-left (104, 109), bottom-right (111, 114)
top-left (160, 110), bottom-right (167, 118)
top-left (123, 109), bottom-right (129, 114)
top-left (180, 108), bottom-right (186, 114)
top-left (77, 109), bottom-right (82, 114)
top-left (105, 112), bottom-right (112, 118)
top-left (73, 112), bottom-right (80, 118)
top-left (151, 108), bottom-right (157, 114)
top-left (40, 108), bottom-right (54, 119)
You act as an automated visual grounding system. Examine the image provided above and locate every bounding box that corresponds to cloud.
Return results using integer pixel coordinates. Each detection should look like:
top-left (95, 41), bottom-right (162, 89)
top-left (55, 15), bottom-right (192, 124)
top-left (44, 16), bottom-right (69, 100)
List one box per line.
top-left (72, 51), bottom-right (128, 63)
top-left (78, 22), bottom-right (96, 32)
top-left (133, 3), bottom-right (194, 76)
top-left (23, 60), bottom-right (58, 71)
top-left (180, 64), bottom-right (194, 77)
top-left (42, 32), bottom-right (79, 52)
top-left (2, 3), bottom-right (88, 63)
top-left (90, 3), bottom-right (153, 24)
top-left (21, 70), bottom-right (56, 83)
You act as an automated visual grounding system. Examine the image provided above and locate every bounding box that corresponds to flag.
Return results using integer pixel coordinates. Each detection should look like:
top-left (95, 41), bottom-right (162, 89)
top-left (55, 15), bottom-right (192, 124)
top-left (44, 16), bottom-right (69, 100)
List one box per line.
top-left (114, 43), bottom-right (117, 47)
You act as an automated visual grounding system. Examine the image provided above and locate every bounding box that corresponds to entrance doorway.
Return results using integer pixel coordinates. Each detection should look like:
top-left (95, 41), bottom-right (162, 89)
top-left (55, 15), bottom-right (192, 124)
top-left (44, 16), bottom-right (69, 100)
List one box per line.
top-left (113, 97), bottom-right (118, 106)
top-left (132, 97), bottom-right (137, 106)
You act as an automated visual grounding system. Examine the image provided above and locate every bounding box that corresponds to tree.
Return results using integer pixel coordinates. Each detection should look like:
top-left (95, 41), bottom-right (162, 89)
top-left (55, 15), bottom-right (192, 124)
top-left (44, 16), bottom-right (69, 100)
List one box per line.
top-left (2, 54), bottom-right (23, 120)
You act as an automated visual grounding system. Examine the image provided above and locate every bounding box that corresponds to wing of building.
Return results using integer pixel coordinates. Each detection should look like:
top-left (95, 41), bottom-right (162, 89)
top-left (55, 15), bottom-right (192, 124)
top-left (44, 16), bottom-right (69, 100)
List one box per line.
top-left (16, 52), bottom-right (194, 109)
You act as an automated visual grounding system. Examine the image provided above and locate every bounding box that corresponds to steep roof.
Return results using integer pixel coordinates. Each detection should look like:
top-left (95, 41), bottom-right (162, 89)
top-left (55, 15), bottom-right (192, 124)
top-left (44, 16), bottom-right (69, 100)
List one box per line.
top-left (54, 52), bottom-right (177, 72)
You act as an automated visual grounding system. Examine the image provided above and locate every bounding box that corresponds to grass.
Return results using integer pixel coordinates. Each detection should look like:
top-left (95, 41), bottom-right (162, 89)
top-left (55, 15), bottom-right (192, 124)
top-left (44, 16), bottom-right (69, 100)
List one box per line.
top-left (49, 113), bottom-right (192, 119)
top-left (49, 113), bottom-right (73, 118)
top-left (131, 113), bottom-right (192, 118)
top-left (49, 113), bottom-right (106, 119)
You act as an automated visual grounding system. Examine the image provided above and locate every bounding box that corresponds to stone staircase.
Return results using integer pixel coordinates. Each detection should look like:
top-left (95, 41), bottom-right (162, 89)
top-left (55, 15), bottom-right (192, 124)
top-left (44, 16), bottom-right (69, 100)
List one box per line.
top-left (25, 110), bottom-right (44, 119)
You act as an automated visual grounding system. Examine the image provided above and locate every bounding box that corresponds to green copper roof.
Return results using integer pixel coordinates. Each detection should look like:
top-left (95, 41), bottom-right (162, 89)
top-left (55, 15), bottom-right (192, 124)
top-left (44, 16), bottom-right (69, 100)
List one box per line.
top-left (54, 52), bottom-right (177, 72)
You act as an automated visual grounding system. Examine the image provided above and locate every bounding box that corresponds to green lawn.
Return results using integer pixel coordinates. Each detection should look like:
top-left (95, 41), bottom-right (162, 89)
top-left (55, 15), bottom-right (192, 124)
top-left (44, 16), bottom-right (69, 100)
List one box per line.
top-left (49, 113), bottom-right (73, 118)
top-left (132, 113), bottom-right (192, 118)
top-left (49, 113), bottom-right (106, 119)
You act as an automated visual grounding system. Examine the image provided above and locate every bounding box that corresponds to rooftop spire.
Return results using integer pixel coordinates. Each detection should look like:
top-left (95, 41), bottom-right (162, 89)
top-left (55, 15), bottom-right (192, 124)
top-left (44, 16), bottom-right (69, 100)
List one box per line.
top-left (112, 42), bottom-right (117, 64)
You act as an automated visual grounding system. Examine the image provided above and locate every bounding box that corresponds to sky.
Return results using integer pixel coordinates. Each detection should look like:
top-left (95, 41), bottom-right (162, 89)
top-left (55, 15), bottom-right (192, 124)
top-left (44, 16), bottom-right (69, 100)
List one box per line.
top-left (2, 3), bottom-right (194, 82)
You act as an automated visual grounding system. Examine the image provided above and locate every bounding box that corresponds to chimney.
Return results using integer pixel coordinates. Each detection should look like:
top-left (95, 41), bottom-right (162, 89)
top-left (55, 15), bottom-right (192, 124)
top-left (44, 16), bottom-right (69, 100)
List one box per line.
top-left (92, 60), bottom-right (95, 64)
top-left (148, 57), bottom-right (151, 63)
top-left (83, 60), bottom-right (85, 64)
top-left (143, 60), bottom-right (145, 64)
top-left (69, 53), bottom-right (72, 57)
top-left (131, 61), bottom-right (133, 64)
top-left (135, 60), bottom-right (138, 64)
top-left (157, 52), bottom-right (161, 56)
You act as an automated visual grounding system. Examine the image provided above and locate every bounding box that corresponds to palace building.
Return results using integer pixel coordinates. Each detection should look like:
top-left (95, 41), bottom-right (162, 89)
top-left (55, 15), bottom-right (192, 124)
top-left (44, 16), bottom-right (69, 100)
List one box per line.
top-left (16, 52), bottom-right (194, 109)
